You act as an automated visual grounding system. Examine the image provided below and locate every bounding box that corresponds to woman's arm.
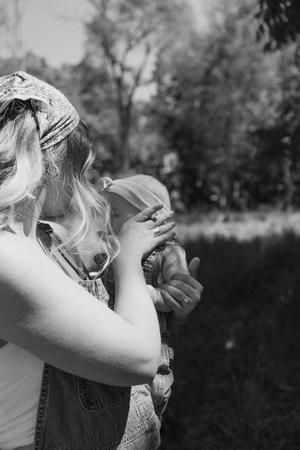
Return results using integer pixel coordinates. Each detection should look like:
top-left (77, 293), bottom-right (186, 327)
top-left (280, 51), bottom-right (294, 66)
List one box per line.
top-left (112, 205), bottom-right (176, 346)
top-left (0, 209), bottom-right (175, 386)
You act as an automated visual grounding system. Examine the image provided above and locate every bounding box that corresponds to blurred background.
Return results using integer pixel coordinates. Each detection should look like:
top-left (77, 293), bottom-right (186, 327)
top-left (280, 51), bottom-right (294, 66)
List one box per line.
top-left (1, 0), bottom-right (299, 448)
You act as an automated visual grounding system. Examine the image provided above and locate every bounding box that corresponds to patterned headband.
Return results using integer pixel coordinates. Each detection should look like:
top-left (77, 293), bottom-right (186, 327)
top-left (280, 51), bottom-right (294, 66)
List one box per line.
top-left (0, 71), bottom-right (80, 150)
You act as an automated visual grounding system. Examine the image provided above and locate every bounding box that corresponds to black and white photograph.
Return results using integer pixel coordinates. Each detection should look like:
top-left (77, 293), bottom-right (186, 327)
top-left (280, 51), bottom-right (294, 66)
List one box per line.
top-left (0, 1), bottom-right (298, 449)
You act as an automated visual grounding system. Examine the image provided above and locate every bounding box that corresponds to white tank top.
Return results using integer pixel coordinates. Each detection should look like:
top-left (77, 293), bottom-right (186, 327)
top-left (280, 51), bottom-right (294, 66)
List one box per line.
top-left (0, 342), bottom-right (43, 450)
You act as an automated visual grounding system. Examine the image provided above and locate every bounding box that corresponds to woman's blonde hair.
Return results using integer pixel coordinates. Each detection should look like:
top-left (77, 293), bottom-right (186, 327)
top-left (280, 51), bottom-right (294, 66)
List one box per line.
top-left (0, 100), bottom-right (117, 272)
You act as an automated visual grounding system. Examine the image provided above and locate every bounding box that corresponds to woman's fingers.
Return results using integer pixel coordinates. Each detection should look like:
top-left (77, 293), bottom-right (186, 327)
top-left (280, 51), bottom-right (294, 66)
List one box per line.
top-left (160, 288), bottom-right (183, 311)
top-left (134, 204), bottom-right (163, 222)
top-left (166, 279), bottom-right (199, 303)
top-left (171, 272), bottom-right (202, 291)
top-left (134, 205), bottom-right (174, 226)
top-left (152, 223), bottom-right (176, 247)
top-left (160, 283), bottom-right (193, 305)
top-left (151, 209), bottom-right (174, 225)
top-left (153, 221), bottom-right (176, 235)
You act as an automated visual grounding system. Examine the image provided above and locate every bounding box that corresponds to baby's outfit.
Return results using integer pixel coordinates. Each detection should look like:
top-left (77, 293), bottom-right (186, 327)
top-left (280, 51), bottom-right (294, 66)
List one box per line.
top-left (142, 248), bottom-right (175, 420)
top-left (36, 222), bottom-right (161, 449)
top-left (101, 247), bottom-right (175, 421)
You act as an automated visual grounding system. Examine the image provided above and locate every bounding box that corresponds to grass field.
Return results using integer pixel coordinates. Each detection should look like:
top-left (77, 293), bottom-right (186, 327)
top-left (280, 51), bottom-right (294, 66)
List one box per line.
top-left (161, 212), bottom-right (299, 449)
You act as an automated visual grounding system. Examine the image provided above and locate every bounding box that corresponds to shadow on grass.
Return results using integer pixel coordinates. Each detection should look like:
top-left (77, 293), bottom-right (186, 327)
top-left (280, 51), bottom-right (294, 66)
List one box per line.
top-left (161, 231), bottom-right (299, 450)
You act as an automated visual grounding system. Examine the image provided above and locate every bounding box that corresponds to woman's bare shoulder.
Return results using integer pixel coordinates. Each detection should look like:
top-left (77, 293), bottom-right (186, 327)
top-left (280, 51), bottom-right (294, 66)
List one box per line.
top-left (0, 231), bottom-right (51, 287)
top-left (0, 230), bottom-right (28, 262)
top-left (0, 230), bottom-right (38, 260)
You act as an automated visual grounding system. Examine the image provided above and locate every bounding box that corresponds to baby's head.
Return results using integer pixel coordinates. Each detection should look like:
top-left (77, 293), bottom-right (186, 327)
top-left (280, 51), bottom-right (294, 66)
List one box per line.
top-left (101, 175), bottom-right (171, 234)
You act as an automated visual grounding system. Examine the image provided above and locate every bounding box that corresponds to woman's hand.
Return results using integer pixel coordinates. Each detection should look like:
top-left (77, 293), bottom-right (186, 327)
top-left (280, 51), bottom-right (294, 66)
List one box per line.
top-left (156, 257), bottom-right (203, 320)
top-left (117, 205), bottom-right (176, 262)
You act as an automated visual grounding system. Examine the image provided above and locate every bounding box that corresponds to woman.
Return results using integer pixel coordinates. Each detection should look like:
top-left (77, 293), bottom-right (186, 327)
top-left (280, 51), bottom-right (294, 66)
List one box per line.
top-left (50, 174), bottom-right (202, 429)
top-left (0, 71), bottom-right (177, 449)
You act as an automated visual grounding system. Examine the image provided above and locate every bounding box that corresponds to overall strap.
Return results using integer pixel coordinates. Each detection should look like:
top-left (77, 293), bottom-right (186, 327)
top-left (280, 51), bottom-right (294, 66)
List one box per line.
top-left (37, 222), bottom-right (88, 282)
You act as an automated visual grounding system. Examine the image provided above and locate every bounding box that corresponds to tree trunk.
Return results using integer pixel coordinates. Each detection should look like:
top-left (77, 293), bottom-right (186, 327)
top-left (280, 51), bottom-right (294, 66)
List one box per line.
top-left (120, 133), bottom-right (130, 172)
top-left (118, 103), bottom-right (132, 172)
top-left (118, 119), bottom-right (131, 172)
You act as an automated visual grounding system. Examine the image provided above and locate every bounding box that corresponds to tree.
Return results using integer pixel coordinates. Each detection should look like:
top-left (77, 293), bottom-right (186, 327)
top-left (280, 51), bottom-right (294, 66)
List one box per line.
top-left (82, 0), bottom-right (192, 172)
top-left (256, 0), bottom-right (300, 50)
top-left (152, 0), bottom-right (280, 210)
top-left (0, 0), bottom-right (5, 24)
top-left (0, 0), bottom-right (26, 70)
top-left (252, 44), bottom-right (300, 209)
top-left (0, 0), bottom-right (7, 58)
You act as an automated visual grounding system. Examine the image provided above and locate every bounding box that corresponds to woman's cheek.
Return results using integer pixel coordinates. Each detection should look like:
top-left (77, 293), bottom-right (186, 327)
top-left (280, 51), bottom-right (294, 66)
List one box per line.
top-left (113, 213), bottom-right (135, 235)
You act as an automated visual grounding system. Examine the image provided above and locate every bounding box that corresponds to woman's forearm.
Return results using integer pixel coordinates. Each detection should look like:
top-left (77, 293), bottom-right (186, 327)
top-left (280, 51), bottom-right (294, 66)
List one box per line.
top-left (113, 257), bottom-right (161, 366)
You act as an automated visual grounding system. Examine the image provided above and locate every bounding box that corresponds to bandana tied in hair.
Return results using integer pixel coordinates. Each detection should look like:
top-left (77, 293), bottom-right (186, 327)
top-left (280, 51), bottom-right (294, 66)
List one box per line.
top-left (0, 71), bottom-right (80, 150)
top-left (101, 175), bottom-right (172, 213)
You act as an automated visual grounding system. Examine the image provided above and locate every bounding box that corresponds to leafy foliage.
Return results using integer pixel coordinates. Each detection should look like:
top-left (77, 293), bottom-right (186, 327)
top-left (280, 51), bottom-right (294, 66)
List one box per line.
top-left (256, 0), bottom-right (300, 50)
top-left (1, 0), bottom-right (300, 210)
top-left (152, 0), bottom-right (285, 210)
top-left (82, 0), bottom-right (191, 172)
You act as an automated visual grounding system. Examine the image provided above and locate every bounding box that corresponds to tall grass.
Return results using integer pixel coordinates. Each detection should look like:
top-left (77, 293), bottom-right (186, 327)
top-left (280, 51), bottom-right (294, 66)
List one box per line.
top-left (161, 222), bottom-right (299, 449)
top-left (177, 211), bottom-right (300, 242)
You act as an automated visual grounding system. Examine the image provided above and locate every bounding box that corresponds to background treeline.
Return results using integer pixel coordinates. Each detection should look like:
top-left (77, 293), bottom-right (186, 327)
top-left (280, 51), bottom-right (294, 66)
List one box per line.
top-left (1, 0), bottom-right (300, 214)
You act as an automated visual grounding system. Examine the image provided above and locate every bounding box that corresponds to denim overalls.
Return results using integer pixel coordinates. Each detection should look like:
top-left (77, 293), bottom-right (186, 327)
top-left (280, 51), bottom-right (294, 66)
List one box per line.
top-left (103, 248), bottom-right (174, 422)
top-left (142, 250), bottom-right (174, 420)
top-left (34, 223), bottom-right (161, 450)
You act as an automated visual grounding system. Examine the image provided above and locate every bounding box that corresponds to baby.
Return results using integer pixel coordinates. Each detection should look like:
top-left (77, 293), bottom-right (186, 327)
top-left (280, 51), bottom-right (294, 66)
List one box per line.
top-left (101, 174), bottom-right (199, 420)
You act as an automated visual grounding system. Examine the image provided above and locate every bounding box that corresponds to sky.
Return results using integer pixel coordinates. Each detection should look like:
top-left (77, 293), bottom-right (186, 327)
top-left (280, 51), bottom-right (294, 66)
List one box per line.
top-left (11, 0), bottom-right (91, 66)
top-left (1, 0), bottom-right (210, 67)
